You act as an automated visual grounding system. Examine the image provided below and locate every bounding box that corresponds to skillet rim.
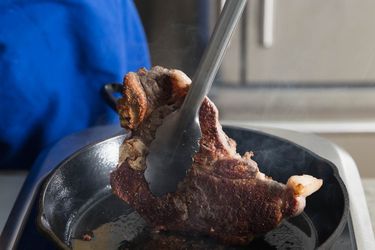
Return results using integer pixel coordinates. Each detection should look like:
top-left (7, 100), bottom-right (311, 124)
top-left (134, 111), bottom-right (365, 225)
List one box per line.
top-left (37, 125), bottom-right (350, 249)
top-left (223, 125), bottom-right (350, 249)
top-left (37, 134), bottom-right (127, 250)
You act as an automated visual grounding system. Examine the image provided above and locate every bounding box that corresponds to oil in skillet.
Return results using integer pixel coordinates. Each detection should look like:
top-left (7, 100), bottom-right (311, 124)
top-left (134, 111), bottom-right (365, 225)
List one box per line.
top-left (72, 210), bottom-right (316, 250)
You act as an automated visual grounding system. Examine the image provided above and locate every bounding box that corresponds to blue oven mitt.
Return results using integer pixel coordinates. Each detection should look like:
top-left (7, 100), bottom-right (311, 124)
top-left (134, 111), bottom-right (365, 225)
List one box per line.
top-left (0, 0), bottom-right (150, 169)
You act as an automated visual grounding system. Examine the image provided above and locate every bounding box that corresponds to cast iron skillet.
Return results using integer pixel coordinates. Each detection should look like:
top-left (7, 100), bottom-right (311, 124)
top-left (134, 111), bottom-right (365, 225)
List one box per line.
top-left (37, 84), bottom-right (349, 249)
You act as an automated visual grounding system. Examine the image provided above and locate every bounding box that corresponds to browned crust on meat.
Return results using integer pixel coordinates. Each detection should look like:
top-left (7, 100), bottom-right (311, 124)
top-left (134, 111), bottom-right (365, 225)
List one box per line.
top-left (196, 100), bottom-right (237, 160)
top-left (111, 154), bottom-right (296, 245)
top-left (117, 73), bottom-right (148, 129)
top-left (168, 69), bottom-right (191, 103)
top-left (111, 66), bottom-right (301, 246)
top-left (117, 67), bottom-right (191, 131)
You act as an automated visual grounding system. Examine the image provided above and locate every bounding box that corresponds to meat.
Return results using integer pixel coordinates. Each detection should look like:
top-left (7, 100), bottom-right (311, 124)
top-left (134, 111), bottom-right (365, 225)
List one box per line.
top-left (110, 66), bottom-right (323, 245)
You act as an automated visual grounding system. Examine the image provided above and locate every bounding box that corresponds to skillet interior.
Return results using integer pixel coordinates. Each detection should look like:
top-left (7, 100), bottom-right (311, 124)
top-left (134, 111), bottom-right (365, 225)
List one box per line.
top-left (38, 126), bottom-right (349, 249)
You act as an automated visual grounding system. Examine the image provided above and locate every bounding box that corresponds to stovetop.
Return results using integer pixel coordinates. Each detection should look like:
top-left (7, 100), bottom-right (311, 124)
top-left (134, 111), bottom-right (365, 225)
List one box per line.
top-left (1, 124), bottom-right (374, 249)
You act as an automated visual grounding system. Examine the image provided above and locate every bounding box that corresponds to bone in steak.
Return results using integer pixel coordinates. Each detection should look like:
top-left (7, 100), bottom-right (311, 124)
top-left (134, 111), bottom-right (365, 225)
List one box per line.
top-left (110, 66), bottom-right (323, 245)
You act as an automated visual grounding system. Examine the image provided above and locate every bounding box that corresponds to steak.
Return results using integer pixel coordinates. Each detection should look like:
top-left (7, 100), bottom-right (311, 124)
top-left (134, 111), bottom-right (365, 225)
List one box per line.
top-left (110, 66), bottom-right (323, 245)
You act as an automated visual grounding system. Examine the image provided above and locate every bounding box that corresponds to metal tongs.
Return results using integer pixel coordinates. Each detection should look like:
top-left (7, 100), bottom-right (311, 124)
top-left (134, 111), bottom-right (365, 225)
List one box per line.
top-left (145, 0), bottom-right (247, 196)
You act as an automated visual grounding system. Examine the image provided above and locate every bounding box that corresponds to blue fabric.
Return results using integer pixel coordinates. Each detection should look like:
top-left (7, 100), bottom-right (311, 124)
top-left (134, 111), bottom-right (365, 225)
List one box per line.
top-left (0, 0), bottom-right (150, 169)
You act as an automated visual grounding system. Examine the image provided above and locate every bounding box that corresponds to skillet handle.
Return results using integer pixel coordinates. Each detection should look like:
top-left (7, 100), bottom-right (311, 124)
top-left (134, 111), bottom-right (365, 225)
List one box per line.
top-left (102, 83), bottom-right (123, 112)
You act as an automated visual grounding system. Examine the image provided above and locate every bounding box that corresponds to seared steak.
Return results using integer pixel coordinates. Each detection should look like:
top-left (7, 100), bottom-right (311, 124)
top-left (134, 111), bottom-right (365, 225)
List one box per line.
top-left (110, 66), bottom-right (322, 245)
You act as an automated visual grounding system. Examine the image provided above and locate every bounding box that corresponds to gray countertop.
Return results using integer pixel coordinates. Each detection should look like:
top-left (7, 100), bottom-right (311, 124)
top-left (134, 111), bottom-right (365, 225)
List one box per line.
top-left (362, 178), bottom-right (375, 233)
top-left (0, 172), bottom-right (27, 234)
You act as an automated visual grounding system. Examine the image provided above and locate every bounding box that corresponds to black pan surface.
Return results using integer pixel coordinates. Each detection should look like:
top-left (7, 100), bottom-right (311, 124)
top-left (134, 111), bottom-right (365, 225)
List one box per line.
top-left (38, 126), bottom-right (349, 249)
